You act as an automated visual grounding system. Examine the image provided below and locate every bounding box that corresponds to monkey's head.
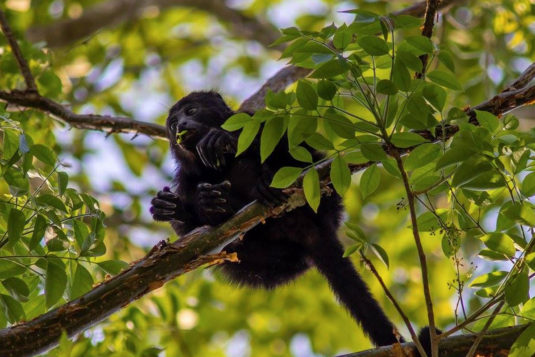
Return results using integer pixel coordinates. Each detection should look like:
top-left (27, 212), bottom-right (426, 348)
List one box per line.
top-left (166, 91), bottom-right (233, 156)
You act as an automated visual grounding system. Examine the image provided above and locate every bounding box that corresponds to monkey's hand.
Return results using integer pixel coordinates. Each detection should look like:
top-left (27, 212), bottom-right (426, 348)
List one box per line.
top-left (252, 168), bottom-right (288, 207)
top-left (195, 129), bottom-right (236, 170)
top-left (195, 181), bottom-right (234, 225)
top-left (150, 187), bottom-right (188, 222)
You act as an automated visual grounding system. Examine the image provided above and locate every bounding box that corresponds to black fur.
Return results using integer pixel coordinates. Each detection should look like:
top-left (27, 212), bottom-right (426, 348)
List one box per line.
top-left (151, 91), bottom-right (403, 347)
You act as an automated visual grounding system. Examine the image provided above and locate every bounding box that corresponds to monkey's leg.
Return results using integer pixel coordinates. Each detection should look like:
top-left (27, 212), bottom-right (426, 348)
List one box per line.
top-left (307, 229), bottom-right (400, 347)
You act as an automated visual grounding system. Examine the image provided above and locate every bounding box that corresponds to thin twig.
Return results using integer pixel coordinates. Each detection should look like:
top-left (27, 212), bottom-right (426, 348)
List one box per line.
top-left (465, 301), bottom-right (505, 357)
top-left (359, 251), bottom-right (427, 357)
top-left (389, 146), bottom-right (437, 357)
top-left (0, 9), bottom-right (37, 91)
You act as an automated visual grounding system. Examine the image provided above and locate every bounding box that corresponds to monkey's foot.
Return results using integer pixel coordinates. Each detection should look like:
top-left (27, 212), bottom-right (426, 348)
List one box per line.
top-left (253, 170), bottom-right (288, 207)
top-left (196, 181), bottom-right (234, 225)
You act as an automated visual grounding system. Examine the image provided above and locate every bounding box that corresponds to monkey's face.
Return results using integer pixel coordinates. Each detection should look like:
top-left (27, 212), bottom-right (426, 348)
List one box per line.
top-left (167, 91), bottom-right (233, 153)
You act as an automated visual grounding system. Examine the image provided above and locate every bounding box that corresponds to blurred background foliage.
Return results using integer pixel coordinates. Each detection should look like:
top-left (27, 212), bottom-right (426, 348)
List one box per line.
top-left (0, 0), bottom-right (534, 356)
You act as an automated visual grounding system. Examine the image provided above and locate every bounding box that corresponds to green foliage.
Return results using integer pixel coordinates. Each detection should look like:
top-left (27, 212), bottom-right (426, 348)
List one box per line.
top-left (2, 0), bottom-right (535, 355)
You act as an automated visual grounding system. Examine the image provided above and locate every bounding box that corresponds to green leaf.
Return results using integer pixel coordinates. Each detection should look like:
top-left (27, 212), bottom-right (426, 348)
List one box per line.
top-left (435, 148), bottom-right (469, 169)
top-left (427, 70), bottom-right (462, 90)
top-left (97, 260), bottom-right (129, 275)
top-left (405, 143), bottom-right (441, 171)
top-left (271, 167), bottom-right (303, 188)
top-left (57, 172), bottom-right (68, 195)
top-left (45, 260), bottom-right (67, 308)
top-left (391, 132), bottom-right (428, 148)
top-left (376, 80), bottom-right (397, 95)
top-left (323, 110), bottom-right (355, 139)
top-left (289, 146), bottom-right (313, 163)
top-left (371, 243), bottom-right (389, 268)
top-left (392, 15), bottom-right (421, 29)
top-left (236, 121), bottom-right (260, 156)
top-left (30, 144), bottom-right (56, 166)
top-left (522, 172), bottom-right (535, 197)
top-left (2, 277), bottom-right (30, 302)
top-left (296, 81), bottom-right (318, 110)
top-left (479, 233), bottom-right (516, 257)
top-left (221, 113), bottom-right (252, 131)
top-left (360, 164), bottom-right (380, 199)
top-left (70, 264), bottom-right (94, 299)
top-left (405, 35), bottom-right (434, 54)
top-left (509, 323), bottom-right (535, 357)
top-left (7, 208), bottom-right (25, 247)
top-left (357, 36), bottom-right (389, 56)
top-left (505, 268), bottom-right (529, 307)
top-left (416, 210), bottom-right (447, 232)
top-left (333, 27), bottom-right (352, 49)
top-left (0, 294), bottom-right (25, 322)
top-left (0, 259), bottom-right (26, 279)
top-left (343, 244), bottom-right (360, 258)
top-left (470, 271), bottom-right (507, 287)
top-left (423, 83), bottom-right (447, 111)
top-left (438, 50), bottom-right (455, 72)
top-left (2, 129), bottom-right (19, 160)
top-left (309, 58), bottom-right (350, 78)
top-left (36, 194), bottom-right (67, 212)
top-left (4, 167), bottom-right (29, 195)
top-left (396, 50), bottom-right (422, 72)
top-left (317, 80), bottom-right (337, 100)
top-left (331, 155), bottom-right (351, 195)
top-left (30, 215), bottom-right (47, 250)
top-left (392, 59), bottom-right (411, 91)
top-left (451, 157), bottom-right (492, 187)
top-left (305, 133), bottom-right (334, 151)
top-left (73, 220), bottom-right (91, 254)
top-left (361, 143), bottom-right (387, 161)
top-left (474, 110), bottom-right (499, 133)
top-left (303, 168), bottom-right (320, 212)
top-left (260, 117), bottom-right (286, 163)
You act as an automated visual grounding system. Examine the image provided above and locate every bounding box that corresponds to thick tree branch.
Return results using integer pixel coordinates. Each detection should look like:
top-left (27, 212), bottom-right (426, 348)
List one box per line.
top-left (503, 62), bottom-right (535, 92)
top-left (26, 0), bottom-right (280, 49)
top-left (0, 9), bottom-right (37, 91)
top-left (338, 325), bottom-right (527, 357)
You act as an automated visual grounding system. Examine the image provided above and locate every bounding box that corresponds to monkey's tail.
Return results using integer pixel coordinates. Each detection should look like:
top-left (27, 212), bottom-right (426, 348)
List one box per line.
top-left (309, 232), bottom-right (401, 347)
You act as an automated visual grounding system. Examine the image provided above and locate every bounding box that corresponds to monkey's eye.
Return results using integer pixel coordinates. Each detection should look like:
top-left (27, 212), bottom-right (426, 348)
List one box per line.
top-left (185, 107), bottom-right (198, 116)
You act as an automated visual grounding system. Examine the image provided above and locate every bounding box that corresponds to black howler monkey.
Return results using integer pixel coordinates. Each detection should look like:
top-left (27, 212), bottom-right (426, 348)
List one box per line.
top-left (150, 91), bottom-right (426, 349)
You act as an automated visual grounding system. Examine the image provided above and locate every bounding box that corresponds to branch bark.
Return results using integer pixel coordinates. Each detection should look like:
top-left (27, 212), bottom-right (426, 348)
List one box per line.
top-left (338, 325), bottom-right (527, 357)
top-left (26, 0), bottom-right (280, 49)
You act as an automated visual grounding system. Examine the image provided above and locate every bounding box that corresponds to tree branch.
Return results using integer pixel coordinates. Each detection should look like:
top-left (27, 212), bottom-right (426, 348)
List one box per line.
top-left (338, 325), bottom-right (527, 357)
top-left (0, 9), bottom-right (37, 91)
top-left (0, 89), bottom-right (167, 137)
top-left (26, 0), bottom-right (280, 49)
top-left (416, 0), bottom-right (441, 79)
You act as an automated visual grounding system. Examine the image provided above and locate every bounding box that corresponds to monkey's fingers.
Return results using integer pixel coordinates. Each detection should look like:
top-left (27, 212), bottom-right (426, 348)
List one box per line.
top-left (204, 131), bottom-right (221, 169)
top-left (157, 190), bottom-right (180, 201)
top-left (151, 198), bottom-right (177, 209)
